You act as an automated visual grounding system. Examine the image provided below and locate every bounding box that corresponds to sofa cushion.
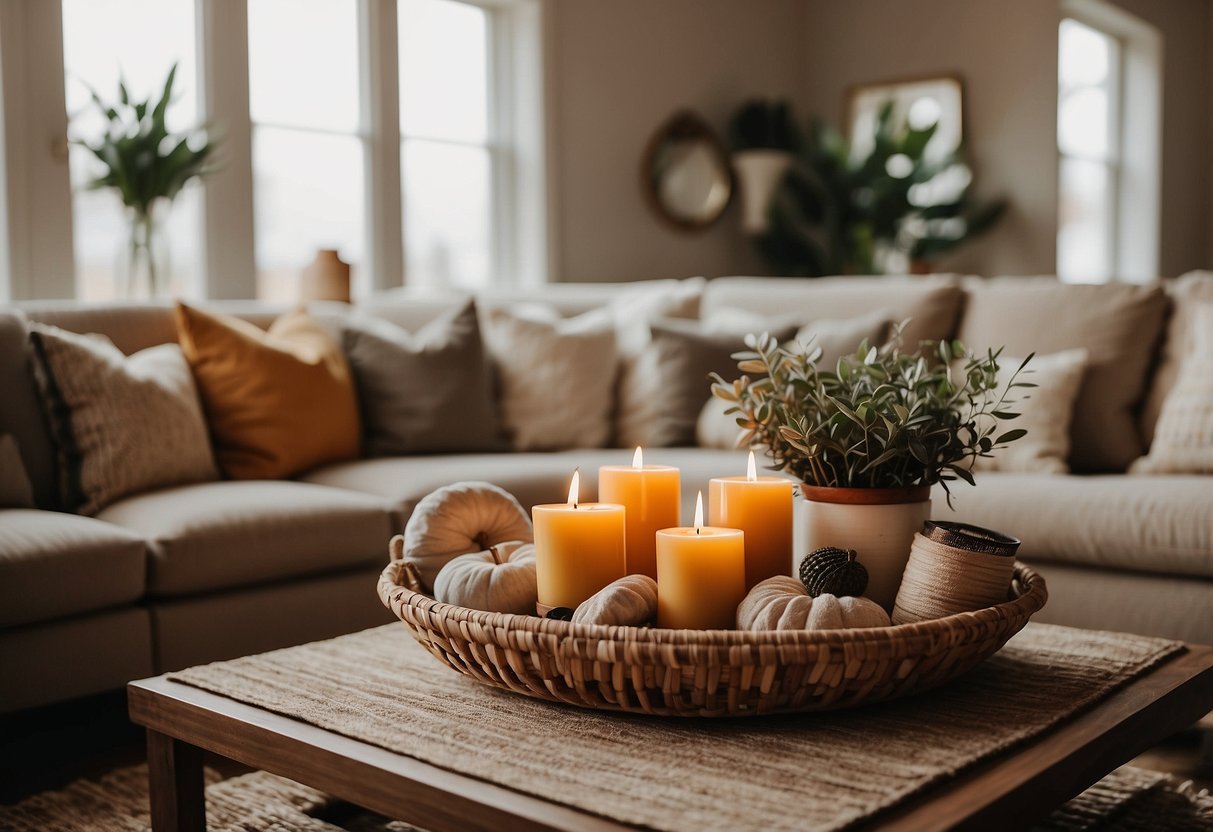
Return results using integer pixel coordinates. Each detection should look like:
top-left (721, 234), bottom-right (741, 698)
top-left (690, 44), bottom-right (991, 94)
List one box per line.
top-left (1131, 302), bottom-right (1213, 474)
top-left (1140, 271), bottom-right (1213, 446)
top-left (343, 300), bottom-right (500, 455)
top-left (177, 304), bottom-right (361, 480)
top-left (484, 308), bottom-right (618, 451)
top-left (957, 277), bottom-right (1168, 473)
top-left (0, 509), bottom-right (146, 628)
top-left (934, 473), bottom-right (1213, 578)
top-left (29, 325), bottom-right (219, 515)
top-left (96, 481), bottom-right (394, 596)
top-left (700, 275), bottom-right (963, 348)
top-left (0, 311), bottom-right (58, 510)
top-left (301, 447), bottom-right (751, 522)
top-left (0, 435), bottom-right (35, 508)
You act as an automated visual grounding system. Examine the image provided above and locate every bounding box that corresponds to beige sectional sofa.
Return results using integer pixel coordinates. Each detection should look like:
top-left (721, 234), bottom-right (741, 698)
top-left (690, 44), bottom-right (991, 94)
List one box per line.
top-left (2, 273), bottom-right (1210, 713)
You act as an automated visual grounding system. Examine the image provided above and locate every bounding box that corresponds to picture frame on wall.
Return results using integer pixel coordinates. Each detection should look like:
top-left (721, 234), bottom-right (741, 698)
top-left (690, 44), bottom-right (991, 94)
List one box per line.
top-left (845, 75), bottom-right (964, 163)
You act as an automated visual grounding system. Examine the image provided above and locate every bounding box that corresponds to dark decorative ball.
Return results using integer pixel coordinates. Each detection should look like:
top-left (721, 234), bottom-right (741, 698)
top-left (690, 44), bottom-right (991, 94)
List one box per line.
top-left (545, 606), bottom-right (575, 621)
top-left (798, 547), bottom-right (869, 598)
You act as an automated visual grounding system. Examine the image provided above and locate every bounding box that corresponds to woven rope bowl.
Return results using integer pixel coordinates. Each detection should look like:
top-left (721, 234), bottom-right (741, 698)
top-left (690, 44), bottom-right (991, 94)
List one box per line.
top-left (377, 558), bottom-right (1047, 718)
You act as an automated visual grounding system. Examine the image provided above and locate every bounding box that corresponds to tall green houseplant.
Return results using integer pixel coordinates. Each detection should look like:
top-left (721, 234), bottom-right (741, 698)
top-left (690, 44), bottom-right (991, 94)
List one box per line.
top-left (74, 64), bottom-right (216, 297)
top-left (756, 102), bottom-right (1005, 276)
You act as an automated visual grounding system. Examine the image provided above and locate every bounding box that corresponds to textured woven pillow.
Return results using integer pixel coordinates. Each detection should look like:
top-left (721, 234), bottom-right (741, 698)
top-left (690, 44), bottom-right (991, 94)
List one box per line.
top-left (485, 307), bottom-right (618, 451)
top-left (343, 300), bottom-right (499, 455)
top-left (695, 312), bottom-right (890, 450)
top-left (176, 304), bottom-right (361, 480)
top-left (973, 349), bottom-right (1088, 474)
top-left (28, 324), bottom-right (217, 515)
top-left (1131, 303), bottom-right (1213, 474)
top-left (0, 434), bottom-right (35, 508)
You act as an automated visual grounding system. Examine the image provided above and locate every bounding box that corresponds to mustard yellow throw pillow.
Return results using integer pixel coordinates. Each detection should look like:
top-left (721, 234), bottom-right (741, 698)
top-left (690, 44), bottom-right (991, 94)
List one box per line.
top-left (176, 304), bottom-right (360, 479)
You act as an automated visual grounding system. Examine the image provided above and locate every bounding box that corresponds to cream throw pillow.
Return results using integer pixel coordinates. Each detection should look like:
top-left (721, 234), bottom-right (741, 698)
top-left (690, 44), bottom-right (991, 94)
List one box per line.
top-left (485, 307), bottom-right (618, 451)
top-left (29, 324), bottom-right (218, 515)
top-left (973, 349), bottom-right (1088, 474)
top-left (1131, 303), bottom-right (1213, 474)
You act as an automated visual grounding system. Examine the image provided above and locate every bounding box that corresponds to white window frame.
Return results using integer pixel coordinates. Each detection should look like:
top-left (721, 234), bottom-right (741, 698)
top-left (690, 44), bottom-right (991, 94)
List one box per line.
top-left (0, 0), bottom-right (550, 301)
top-left (1058, 0), bottom-right (1161, 284)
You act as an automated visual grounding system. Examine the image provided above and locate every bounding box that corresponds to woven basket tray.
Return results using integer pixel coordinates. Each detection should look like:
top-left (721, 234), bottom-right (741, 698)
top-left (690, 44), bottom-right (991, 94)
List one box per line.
top-left (377, 557), bottom-right (1047, 717)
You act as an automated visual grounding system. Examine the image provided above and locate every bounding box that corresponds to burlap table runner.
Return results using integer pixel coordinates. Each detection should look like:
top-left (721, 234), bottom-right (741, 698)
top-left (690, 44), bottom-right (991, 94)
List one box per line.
top-left (171, 622), bottom-right (1182, 831)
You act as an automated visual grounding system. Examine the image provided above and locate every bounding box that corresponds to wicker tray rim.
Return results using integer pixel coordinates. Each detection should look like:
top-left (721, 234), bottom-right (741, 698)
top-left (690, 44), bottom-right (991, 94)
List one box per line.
top-left (378, 560), bottom-right (1046, 648)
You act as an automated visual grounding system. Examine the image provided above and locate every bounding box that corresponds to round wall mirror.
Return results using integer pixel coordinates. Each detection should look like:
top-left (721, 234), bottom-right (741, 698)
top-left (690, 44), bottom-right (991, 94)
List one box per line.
top-left (642, 111), bottom-right (733, 231)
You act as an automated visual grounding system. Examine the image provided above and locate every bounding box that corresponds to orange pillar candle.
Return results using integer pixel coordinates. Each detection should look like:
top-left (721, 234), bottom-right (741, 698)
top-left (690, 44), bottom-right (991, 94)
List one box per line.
top-left (533, 470), bottom-right (627, 613)
top-left (709, 451), bottom-right (794, 589)
top-left (598, 447), bottom-right (681, 579)
top-left (656, 493), bottom-right (746, 630)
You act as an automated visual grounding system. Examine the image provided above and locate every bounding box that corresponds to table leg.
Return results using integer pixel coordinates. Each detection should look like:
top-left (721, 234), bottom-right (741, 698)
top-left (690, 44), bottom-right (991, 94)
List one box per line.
top-left (146, 729), bottom-right (206, 832)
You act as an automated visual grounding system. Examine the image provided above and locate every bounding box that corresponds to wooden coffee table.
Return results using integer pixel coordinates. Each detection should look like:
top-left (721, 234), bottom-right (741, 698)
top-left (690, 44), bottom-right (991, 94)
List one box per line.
top-left (129, 642), bottom-right (1213, 832)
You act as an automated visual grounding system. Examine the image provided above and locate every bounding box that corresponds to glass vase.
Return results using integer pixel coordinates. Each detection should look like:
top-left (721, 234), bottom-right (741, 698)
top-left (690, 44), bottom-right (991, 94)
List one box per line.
top-left (116, 204), bottom-right (170, 299)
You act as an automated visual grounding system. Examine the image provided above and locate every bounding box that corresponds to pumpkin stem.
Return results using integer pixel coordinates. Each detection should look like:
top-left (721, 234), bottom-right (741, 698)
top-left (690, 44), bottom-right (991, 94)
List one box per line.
top-left (489, 544), bottom-right (503, 565)
top-left (848, 549), bottom-right (858, 563)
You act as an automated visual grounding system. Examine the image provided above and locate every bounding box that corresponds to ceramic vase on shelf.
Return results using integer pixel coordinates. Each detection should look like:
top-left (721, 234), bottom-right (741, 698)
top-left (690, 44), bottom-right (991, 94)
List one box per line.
top-left (731, 149), bottom-right (794, 235)
top-left (794, 484), bottom-right (932, 612)
top-left (300, 249), bottom-right (352, 303)
top-left (116, 203), bottom-right (170, 299)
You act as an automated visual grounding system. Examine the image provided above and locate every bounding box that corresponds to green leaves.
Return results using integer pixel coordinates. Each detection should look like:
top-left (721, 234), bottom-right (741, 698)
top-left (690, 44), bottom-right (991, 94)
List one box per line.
top-left (72, 63), bottom-right (216, 219)
top-left (714, 326), bottom-right (1031, 490)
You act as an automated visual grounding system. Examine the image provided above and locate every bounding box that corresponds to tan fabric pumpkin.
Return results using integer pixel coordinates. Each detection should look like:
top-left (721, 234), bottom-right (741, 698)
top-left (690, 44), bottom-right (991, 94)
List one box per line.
top-left (571, 575), bottom-right (658, 626)
top-left (403, 481), bottom-right (533, 590)
top-left (433, 541), bottom-right (537, 614)
top-left (737, 576), bottom-right (891, 631)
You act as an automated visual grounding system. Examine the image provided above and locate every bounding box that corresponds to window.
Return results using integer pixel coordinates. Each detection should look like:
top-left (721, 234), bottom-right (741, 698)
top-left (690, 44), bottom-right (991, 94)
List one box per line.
top-left (61, 0), bottom-right (201, 300)
top-left (248, 0), bottom-right (365, 301)
top-left (399, 0), bottom-right (493, 289)
top-left (4, 0), bottom-right (546, 301)
top-left (1056, 0), bottom-right (1160, 284)
top-left (1057, 18), bottom-right (1118, 284)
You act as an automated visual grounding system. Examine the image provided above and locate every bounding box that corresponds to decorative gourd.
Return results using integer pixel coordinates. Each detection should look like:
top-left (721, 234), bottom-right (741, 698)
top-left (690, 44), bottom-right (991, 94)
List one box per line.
top-left (433, 540), bottom-right (537, 614)
top-left (403, 481), bottom-right (533, 591)
top-left (571, 575), bottom-right (658, 627)
top-left (737, 576), bottom-right (891, 631)
top-left (799, 547), bottom-right (869, 598)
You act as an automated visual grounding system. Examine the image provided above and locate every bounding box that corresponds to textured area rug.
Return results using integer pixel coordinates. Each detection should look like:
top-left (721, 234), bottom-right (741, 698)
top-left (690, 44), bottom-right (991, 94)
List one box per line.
top-left (165, 623), bottom-right (1183, 832)
top-left (2, 762), bottom-right (1209, 832)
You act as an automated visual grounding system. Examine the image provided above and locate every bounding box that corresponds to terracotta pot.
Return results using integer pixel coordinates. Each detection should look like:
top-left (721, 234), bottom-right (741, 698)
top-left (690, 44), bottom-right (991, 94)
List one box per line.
top-left (794, 484), bottom-right (932, 611)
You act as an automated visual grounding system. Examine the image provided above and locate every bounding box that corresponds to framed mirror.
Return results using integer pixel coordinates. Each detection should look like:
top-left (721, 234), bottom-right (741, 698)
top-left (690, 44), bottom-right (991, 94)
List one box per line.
top-left (642, 111), bottom-right (733, 232)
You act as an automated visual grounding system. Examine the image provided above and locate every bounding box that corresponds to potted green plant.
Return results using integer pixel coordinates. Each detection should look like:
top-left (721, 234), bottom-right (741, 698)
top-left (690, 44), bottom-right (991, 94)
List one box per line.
top-left (755, 101), bottom-right (1006, 276)
top-left (711, 323), bottom-right (1031, 609)
top-left (73, 64), bottom-right (216, 298)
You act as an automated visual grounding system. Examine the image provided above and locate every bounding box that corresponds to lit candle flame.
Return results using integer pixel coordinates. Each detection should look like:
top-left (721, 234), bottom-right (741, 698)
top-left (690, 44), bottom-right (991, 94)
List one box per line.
top-left (633, 446), bottom-right (643, 470)
top-left (567, 469), bottom-right (580, 508)
top-left (747, 450), bottom-right (757, 482)
top-left (693, 491), bottom-right (704, 534)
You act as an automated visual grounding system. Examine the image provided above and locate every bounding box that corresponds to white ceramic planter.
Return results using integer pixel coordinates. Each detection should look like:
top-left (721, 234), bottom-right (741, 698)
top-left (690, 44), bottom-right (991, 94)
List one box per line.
top-left (732, 149), bottom-right (794, 234)
top-left (794, 485), bottom-right (932, 611)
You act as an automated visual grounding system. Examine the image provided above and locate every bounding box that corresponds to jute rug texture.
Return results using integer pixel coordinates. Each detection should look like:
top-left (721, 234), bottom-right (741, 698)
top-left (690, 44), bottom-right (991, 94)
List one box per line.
top-left (162, 622), bottom-right (1181, 832)
top-left (3, 762), bottom-right (1210, 831)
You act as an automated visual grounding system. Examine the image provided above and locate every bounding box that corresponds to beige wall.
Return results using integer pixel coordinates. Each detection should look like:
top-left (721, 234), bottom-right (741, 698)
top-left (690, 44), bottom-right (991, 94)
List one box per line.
top-left (549, 0), bottom-right (807, 282)
top-left (551, 0), bottom-right (1211, 282)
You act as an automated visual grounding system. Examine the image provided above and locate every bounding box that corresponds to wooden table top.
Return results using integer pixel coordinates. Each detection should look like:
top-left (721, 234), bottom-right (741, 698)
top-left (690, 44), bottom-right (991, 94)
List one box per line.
top-left (128, 641), bottom-right (1213, 832)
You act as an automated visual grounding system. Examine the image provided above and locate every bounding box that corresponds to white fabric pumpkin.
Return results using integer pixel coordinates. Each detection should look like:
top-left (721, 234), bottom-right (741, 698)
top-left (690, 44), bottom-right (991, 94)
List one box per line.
top-left (403, 481), bottom-right (533, 590)
top-left (571, 574), bottom-right (658, 626)
top-left (433, 540), bottom-right (537, 614)
top-left (737, 576), bottom-right (891, 631)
